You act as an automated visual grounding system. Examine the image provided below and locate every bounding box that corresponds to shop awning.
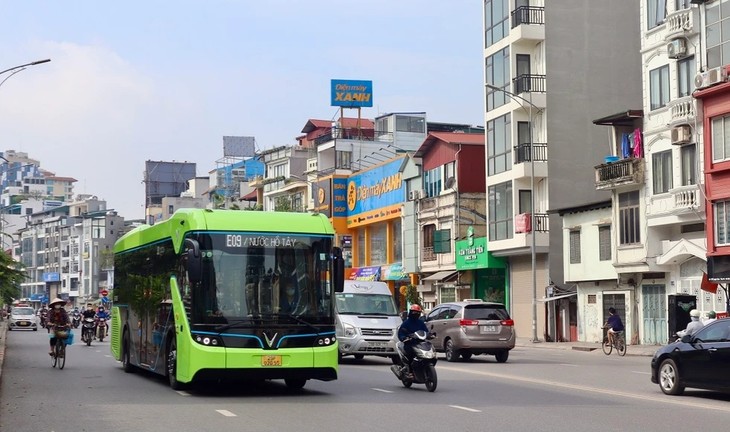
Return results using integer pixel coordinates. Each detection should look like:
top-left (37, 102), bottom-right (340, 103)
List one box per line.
top-left (422, 270), bottom-right (458, 282)
top-left (537, 292), bottom-right (577, 303)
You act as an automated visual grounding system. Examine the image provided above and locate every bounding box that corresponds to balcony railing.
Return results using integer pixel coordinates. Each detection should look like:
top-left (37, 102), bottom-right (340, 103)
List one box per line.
top-left (669, 98), bottom-right (695, 125)
top-left (515, 213), bottom-right (550, 233)
top-left (513, 74), bottom-right (546, 94)
top-left (666, 8), bottom-right (695, 35)
top-left (672, 184), bottom-right (702, 209)
top-left (595, 158), bottom-right (644, 190)
top-left (313, 128), bottom-right (393, 145)
top-left (422, 246), bottom-right (436, 262)
top-left (514, 142), bottom-right (548, 163)
top-left (511, 6), bottom-right (545, 28)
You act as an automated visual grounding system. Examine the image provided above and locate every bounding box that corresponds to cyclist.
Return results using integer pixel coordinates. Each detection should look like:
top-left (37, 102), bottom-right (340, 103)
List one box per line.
top-left (603, 307), bottom-right (624, 347)
top-left (47, 298), bottom-right (70, 355)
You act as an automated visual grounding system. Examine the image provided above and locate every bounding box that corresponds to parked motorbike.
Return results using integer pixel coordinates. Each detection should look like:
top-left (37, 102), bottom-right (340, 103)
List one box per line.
top-left (390, 330), bottom-right (438, 392)
top-left (82, 317), bottom-right (95, 346)
top-left (97, 317), bottom-right (108, 342)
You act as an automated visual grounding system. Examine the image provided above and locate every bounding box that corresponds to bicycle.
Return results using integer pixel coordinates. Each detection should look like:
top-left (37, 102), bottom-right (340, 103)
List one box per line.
top-left (602, 327), bottom-right (627, 356)
top-left (51, 326), bottom-right (69, 370)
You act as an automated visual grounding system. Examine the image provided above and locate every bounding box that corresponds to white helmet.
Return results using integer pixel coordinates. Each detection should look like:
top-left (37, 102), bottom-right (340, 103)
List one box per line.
top-left (690, 309), bottom-right (700, 318)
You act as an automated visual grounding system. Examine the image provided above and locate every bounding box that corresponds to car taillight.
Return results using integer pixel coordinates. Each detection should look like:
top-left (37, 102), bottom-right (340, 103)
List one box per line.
top-left (500, 319), bottom-right (514, 326)
top-left (459, 319), bottom-right (479, 326)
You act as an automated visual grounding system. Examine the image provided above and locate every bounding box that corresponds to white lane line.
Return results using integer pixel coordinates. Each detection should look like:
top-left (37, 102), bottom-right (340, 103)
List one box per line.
top-left (449, 405), bottom-right (482, 413)
top-left (438, 365), bottom-right (730, 413)
top-left (216, 409), bottom-right (237, 417)
top-left (558, 363), bottom-right (577, 367)
top-left (104, 355), bottom-right (112, 358)
top-left (371, 388), bottom-right (394, 393)
top-left (632, 370), bottom-right (651, 375)
top-left (176, 391), bottom-right (191, 396)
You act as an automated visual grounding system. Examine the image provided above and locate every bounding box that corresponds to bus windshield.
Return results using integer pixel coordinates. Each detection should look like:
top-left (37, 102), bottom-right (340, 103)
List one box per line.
top-left (187, 232), bottom-right (333, 326)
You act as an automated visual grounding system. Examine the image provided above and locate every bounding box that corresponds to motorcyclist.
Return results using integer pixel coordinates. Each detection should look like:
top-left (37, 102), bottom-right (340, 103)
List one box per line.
top-left (39, 305), bottom-right (49, 327)
top-left (397, 304), bottom-right (429, 364)
top-left (96, 306), bottom-right (110, 337)
top-left (80, 303), bottom-right (96, 340)
top-left (677, 309), bottom-right (703, 338)
top-left (47, 298), bottom-right (70, 355)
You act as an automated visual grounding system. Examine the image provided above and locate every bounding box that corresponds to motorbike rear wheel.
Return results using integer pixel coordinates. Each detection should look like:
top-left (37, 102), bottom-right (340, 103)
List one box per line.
top-left (401, 378), bottom-right (412, 388)
top-left (424, 364), bottom-right (437, 392)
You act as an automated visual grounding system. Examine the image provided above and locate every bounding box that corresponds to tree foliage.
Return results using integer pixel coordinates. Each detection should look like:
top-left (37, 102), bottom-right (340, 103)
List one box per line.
top-left (0, 251), bottom-right (27, 305)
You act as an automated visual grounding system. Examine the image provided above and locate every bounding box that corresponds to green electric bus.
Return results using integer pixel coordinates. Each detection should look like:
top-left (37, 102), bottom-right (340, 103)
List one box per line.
top-left (110, 209), bottom-right (345, 390)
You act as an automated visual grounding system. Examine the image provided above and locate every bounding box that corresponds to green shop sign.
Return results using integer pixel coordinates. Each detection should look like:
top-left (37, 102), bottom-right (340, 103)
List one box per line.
top-left (455, 228), bottom-right (505, 270)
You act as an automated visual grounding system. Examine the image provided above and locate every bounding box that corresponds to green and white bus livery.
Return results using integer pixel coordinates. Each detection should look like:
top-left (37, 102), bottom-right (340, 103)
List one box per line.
top-left (110, 209), bottom-right (345, 390)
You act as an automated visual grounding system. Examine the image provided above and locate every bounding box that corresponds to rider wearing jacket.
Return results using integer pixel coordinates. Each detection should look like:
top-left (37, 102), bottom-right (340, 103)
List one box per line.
top-left (96, 306), bottom-right (110, 337)
top-left (398, 305), bottom-right (429, 362)
top-left (47, 298), bottom-right (70, 355)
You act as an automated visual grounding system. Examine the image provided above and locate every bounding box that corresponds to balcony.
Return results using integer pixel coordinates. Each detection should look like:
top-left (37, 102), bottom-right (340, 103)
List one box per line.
top-left (515, 213), bottom-right (549, 233)
top-left (422, 246), bottom-right (436, 262)
top-left (510, 6), bottom-right (545, 44)
top-left (665, 7), bottom-right (698, 39)
top-left (313, 128), bottom-right (392, 146)
top-left (668, 98), bottom-right (695, 127)
top-left (595, 158), bottom-right (644, 191)
top-left (513, 74), bottom-right (546, 94)
top-left (672, 184), bottom-right (702, 210)
top-left (514, 142), bottom-right (548, 163)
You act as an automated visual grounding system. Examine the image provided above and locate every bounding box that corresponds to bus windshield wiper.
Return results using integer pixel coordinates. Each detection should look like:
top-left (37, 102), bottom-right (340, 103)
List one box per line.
top-left (214, 320), bottom-right (255, 333)
top-left (276, 314), bottom-right (320, 333)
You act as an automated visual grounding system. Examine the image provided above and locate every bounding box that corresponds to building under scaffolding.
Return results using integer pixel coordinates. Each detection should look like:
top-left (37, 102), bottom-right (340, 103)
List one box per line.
top-left (214, 136), bottom-right (263, 205)
top-left (143, 160), bottom-right (197, 223)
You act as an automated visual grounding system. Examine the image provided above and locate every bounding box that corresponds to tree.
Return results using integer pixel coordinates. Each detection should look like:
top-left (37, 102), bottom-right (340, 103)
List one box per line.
top-left (274, 196), bottom-right (293, 212)
top-left (399, 284), bottom-right (422, 309)
top-left (0, 250), bottom-right (27, 305)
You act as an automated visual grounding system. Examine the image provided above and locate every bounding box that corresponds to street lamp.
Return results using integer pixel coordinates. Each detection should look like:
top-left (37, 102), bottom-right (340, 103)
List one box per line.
top-left (485, 83), bottom-right (540, 343)
top-left (0, 59), bottom-right (51, 90)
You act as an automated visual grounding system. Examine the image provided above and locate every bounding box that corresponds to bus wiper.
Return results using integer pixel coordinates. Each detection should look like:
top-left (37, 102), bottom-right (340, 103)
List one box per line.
top-left (270, 314), bottom-right (320, 333)
top-left (214, 320), bottom-right (255, 333)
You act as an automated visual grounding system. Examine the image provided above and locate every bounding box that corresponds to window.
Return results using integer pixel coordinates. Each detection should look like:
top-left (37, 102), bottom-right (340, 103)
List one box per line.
top-left (707, 0), bottom-right (730, 69)
top-left (599, 226), bottom-right (611, 261)
top-left (487, 113), bottom-right (512, 175)
top-left (392, 219), bottom-right (402, 262)
top-left (484, 0), bottom-right (509, 47)
top-left (569, 230), bottom-right (581, 264)
top-left (650, 65), bottom-right (670, 110)
top-left (424, 224), bottom-right (436, 249)
top-left (681, 144), bottom-right (696, 186)
top-left (712, 114), bottom-right (730, 162)
top-left (370, 223), bottom-right (387, 265)
top-left (486, 47), bottom-right (510, 111)
top-left (168, 205), bottom-right (174, 214)
top-left (444, 161), bottom-right (456, 187)
top-left (424, 167), bottom-right (442, 197)
top-left (715, 200), bottom-right (730, 245)
top-left (619, 191), bottom-right (641, 245)
top-left (395, 115), bottom-right (425, 133)
top-left (488, 181), bottom-right (513, 241)
top-left (336, 151), bottom-right (351, 169)
top-left (647, 0), bottom-right (666, 29)
top-left (518, 190), bottom-right (532, 214)
top-left (675, 0), bottom-right (690, 10)
top-left (677, 57), bottom-right (695, 98)
top-left (433, 229), bottom-right (451, 254)
top-left (652, 150), bottom-right (673, 194)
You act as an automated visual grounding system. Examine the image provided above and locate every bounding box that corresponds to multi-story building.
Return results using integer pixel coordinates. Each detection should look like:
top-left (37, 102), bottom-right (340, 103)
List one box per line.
top-left (481, 1), bottom-right (642, 341)
top-left (143, 160), bottom-right (197, 224)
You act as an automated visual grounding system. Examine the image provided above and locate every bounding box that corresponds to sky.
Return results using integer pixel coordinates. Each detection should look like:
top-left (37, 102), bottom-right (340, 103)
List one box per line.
top-left (0, 1), bottom-right (484, 220)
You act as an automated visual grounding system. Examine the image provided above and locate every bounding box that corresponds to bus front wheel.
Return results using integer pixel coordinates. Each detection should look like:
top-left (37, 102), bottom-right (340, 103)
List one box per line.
top-left (167, 338), bottom-right (186, 390)
top-left (122, 330), bottom-right (134, 373)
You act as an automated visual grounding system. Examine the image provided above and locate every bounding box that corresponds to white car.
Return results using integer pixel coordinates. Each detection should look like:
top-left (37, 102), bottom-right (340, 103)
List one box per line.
top-left (8, 306), bottom-right (38, 331)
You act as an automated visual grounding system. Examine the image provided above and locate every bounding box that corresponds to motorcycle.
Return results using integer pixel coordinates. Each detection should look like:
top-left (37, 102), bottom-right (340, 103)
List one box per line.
top-left (82, 317), bottom-right (95, 346)
top-left (96, 317), bottom-right (108, 342)
top-left (390, 330), bottom-right (438, 392)
top-left (71, 312), bottom-right (81, 329)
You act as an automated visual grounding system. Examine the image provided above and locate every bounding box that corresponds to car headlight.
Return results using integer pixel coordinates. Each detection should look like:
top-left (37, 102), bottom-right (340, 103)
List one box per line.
top-left (343, 323), bottom-right (357, 337)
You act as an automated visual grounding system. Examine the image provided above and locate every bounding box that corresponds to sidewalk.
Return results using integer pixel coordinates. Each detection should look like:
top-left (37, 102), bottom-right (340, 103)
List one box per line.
top-left (515, 337), bottom-right (660, 357)
top-left (0, 320), bottom-right (6, 384)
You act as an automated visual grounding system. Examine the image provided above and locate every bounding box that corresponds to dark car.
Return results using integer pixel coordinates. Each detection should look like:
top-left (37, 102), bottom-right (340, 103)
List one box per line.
top-left (424, 300), bottom-right (515, 363)
top-left (651, 318), bottom-right (730, 395)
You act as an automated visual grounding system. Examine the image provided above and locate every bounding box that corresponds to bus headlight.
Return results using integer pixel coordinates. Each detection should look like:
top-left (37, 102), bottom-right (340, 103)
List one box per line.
top-left (315, 335), bottom-right (336, 347)
top-left (193, 333), bottom-right (224, 347)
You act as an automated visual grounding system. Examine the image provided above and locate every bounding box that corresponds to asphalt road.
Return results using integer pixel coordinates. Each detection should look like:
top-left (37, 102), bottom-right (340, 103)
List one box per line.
top-left (2, 328), bottom-right (730, 432)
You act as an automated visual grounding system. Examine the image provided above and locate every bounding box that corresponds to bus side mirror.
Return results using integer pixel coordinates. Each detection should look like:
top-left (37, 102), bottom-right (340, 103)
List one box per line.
top-left (332, 247), bottom-right (345, 293)
top-left (185, 238), bottom-right (202, 283)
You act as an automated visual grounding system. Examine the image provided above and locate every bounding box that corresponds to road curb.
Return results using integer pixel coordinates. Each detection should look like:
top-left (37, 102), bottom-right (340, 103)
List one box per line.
top-left (0, 320), bottom-right (6, 385)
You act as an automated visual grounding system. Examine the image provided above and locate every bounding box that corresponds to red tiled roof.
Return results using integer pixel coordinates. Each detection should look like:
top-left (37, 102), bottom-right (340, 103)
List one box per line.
top-left (414, 132), bottom-right (484, 157)
top-left (301, 117), bottom-right (374, 133)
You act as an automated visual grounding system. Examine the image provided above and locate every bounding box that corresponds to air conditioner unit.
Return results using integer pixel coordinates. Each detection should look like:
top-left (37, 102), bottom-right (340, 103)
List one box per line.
top-left (408, 189), bottom-right (422, 201)
top-left (671, 125), bottom-right (692, 145)
top-left (667, 38), bottom-right (687, 59)
top-left (695, 67), bottom-right (728, 90)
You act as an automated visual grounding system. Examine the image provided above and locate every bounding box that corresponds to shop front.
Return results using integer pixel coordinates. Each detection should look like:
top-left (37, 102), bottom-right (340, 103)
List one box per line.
top-left (455, 229), bottom-right (509, 307)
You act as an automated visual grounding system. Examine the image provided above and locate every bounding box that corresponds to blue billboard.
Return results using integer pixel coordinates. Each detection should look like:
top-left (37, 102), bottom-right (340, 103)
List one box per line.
top-left (43, 272), bottom-right (60, 282)
top-left (346, 159), bottom-right (405, 218)
top-left (331, 79), bottom-right (373, 107)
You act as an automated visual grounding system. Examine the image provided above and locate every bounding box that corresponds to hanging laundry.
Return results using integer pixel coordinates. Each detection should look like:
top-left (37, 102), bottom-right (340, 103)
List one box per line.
top-left (621, 133), bottom-right (631, 158)
top-left (632, 128), bottom-right (643, 158)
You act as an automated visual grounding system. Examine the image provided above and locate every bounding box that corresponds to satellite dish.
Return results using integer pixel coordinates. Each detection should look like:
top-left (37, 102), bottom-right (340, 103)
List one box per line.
top-left (445, 177), bottom-right (456, 190)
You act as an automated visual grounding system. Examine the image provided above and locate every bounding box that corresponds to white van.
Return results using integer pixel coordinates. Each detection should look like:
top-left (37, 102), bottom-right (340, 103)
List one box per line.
top-left (335, 280), bottom-right (401, 362)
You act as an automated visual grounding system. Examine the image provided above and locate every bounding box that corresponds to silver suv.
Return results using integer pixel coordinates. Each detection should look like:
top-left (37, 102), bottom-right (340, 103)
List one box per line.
top-left (424, 300), bottom-right (515, 363)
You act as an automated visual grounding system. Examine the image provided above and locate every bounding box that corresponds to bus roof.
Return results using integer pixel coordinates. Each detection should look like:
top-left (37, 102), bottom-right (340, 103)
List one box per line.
top-left (114, 209), bottom-right (335, 254)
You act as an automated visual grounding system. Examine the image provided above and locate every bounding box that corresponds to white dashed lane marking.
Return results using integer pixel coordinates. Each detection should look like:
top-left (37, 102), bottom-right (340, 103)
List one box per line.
top-left (216, 409), bottom-right (237, 417)
top-left (176, 391), bottom-right (191, 396)
top-left (449, 405), bottom-right (482, 413)
top-left (371, 388), bottom-right (394, 393)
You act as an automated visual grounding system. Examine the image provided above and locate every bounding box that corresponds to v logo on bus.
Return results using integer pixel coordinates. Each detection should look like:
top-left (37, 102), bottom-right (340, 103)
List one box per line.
top-left (263, 332), bottom-right (278, 348)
